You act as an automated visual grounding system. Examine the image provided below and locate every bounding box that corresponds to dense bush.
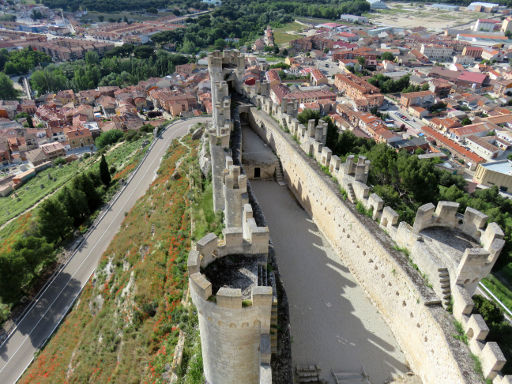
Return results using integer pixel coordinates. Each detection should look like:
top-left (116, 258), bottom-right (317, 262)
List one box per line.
top-left (473, 295), bottom-right (512, 373)
top-left (42, 0), bottom-right (208, 12)
top-left (0, 47), bottom-right (51, 75)
top-left (95, 129), bottom-right (124, 149)
top-left (151, 0), bottom-right (370, 53)
top-left (0, 168), bottom-right (108, 305)
top-left (367, 74), bottom-right (426, 94)
top-left (30, 50), bottom-right (189, 95)
top-left (0, 73), bottom-right (18, 100)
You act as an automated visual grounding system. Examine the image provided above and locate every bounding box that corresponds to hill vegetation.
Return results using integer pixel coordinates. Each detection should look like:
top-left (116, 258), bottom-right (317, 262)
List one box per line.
top-left (151, 0), bottom-right (370, 53)
top-left (30, 48), bottom-right (189, 95)
top-left (19, 134), bottom-right (206, 384)
top-left (0, 133), bottom-right (153, 322)
top-left (41, 0), bottom-right (209, 12)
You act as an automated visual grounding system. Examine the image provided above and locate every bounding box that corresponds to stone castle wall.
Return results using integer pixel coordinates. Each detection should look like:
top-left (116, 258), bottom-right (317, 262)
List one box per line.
top-left (247, 104), bottom-right (484, 384)
top-left (189, 51), bottom-right (274, 384)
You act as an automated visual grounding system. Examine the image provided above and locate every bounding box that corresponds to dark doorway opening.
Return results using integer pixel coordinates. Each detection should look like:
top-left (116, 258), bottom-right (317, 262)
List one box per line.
top-left (254, 167), bottom-right (261, 178)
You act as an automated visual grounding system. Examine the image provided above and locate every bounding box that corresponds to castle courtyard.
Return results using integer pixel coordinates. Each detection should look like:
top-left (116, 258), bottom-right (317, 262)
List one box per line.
top-left (252, 180), bottom-right (409, 383)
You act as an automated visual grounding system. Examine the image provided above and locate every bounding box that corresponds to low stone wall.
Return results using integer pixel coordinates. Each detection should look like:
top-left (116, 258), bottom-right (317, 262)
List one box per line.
top-left (247, 106), bottom-right (483, 384)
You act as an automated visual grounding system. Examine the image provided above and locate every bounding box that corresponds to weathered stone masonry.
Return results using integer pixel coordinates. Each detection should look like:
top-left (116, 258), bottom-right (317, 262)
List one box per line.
top-left (247, 105), bottom-right (488, 384)
top-left (190, 49), bottom-right (510, 384)
top-left (188, 51), bottom-right (275, 384)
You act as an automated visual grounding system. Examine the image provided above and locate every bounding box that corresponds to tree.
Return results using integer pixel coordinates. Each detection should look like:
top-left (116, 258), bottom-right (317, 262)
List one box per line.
top-left (95, 129), bottom-right (124, 149)
top-left (213, 38), bottom-right (226, 51)
top-left (357, 56), bottom-right (366, 66)
top-left (30, 68), bottom-right (68, 95)
top-left (0, 251), bottom-right (28, 302)
top-left (38, 198), bottom-right (72, 243)
top-left (100, 154), bottom-right (111, 187)
top-left (30, 9), bottom-right (43, 20)
top-left (60, 186), bottom-right (89, 227)
top-left (133, 45), bottom-right (155, 59)
top-left (297, 109), bottom-right (321, 125)
top-left (473, 295), bottom-right (504, 325)
top-left (381, 52), bottom-right (394, 61)
top-left (0, 73), bottom-right (17, 99)
top-left (13, 236), bottom-right (54, 274)
top-left (85, 51), bottom-right (99, 66)
top-left (461, 117), bottom-right (472, 126)
top-left (73, 172), bottom-right (103, 211)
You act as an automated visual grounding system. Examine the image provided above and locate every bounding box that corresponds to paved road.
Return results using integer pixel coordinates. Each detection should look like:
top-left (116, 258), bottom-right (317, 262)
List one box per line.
top-left (0, 117), bottom-right (209, 384)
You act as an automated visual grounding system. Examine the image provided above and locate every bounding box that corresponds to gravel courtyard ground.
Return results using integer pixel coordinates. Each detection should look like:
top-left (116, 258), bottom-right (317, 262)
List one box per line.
top-left (252, 180), bottom-right (409, 384)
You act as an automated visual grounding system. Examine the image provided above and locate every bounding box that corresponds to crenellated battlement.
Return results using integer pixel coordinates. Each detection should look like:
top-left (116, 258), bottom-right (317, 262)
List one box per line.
top-left (189, 51), bottom-right (274, 384)
top-left (242, 77), bottom-right (510, 384)
top-left (188, 245), bottom-right (273, 311)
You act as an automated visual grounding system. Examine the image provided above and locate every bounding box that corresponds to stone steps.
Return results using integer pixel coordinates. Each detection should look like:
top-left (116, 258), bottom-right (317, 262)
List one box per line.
top-left (347, 184), bottom-right (356, 203)
top-left (331, 369), bottom-right (371, 384)
top-left (295, 364), bottom-right (321, 383)
top-left (275, 162), bottom-right (286, 186)
top-left (271, 300), bottom-right (278, 353)
top-left (439, 268), bottom-right (451, 307)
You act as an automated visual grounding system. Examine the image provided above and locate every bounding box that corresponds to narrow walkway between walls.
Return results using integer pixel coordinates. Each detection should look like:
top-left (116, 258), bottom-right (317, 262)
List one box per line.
top-left (251, 180), bottom-right (409, 384)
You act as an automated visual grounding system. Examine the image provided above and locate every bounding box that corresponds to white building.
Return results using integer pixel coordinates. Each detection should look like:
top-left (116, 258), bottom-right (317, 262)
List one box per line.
top-left (465, 135), bottom-right (501, 160)
top-left (420, 44), bottom-right (454, 61)
top-left (473, 18), bottom-right (500, 32)
top-left (453, 55), bottom-right (475, 65)
top-left (496, 130), bottom-right (512, 144)
top-left (467, 2), bottom-right (499, 12)
top-left (481, 47), bottom-right (503, 61)
top-left (339, 14), bottom-right (368, 24)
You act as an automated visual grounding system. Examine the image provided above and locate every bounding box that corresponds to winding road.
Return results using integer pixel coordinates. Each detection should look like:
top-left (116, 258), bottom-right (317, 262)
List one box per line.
top-left (0, 117), bottom-right (209, 384)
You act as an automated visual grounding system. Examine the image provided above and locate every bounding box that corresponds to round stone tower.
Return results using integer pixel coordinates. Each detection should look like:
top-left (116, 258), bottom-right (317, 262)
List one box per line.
top-left (188, 236), bottom-right (273, 384)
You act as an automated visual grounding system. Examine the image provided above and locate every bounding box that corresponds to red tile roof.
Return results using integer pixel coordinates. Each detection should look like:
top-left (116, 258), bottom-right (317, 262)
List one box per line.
top-left (457, 71), bottom-right (488, 85)
top-left (422, 125), bottom-right (485, 164)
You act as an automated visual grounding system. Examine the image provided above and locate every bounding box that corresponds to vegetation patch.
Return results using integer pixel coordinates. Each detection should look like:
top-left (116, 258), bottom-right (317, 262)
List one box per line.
top-left (453, 319), bottom-right (468, 344)
top-left (19, 135), bottom-right (203, 384)
top-left (272, 22), bottom-right (304, 46)
top-left (0, 134), bottom-right (154, 324)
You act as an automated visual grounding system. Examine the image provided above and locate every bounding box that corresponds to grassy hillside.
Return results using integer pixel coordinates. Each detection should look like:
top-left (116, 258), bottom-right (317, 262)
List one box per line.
top-left (19, 134), bottom-right (205, 384)
top-left (0, 134), bottom-right (151, 228)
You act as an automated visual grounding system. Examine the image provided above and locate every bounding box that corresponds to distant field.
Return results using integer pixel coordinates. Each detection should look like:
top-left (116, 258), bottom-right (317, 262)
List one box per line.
top-left (295, 16), bottom-right (339, 25)
top-left (273, 21), bottom-right (305, 46)
top-left (0, 158), bottom-right (93, 228)
top-left (366, 2), bottom-right (481, 31)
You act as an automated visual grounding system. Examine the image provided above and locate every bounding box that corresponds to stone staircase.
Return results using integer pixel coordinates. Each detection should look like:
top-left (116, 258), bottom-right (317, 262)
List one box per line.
top-left (275, 161), bottom-right (286, 186)
top-left (438, 268), bottom-right (451, 307)
top-left (331, 369), bottom-right (371, 384)
top-left (295, 364), bottom-right (321, 383)
top-left (259, 263), bottom-right (278, 353)
top-left (347, 183), bottom-right (356, 203)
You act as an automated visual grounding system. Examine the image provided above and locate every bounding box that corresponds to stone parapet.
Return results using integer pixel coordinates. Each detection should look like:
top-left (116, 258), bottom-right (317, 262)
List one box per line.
top-left (191, 51), bottom-right (274, 384)
top-left (245, 95), bottom-right (509, 383)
